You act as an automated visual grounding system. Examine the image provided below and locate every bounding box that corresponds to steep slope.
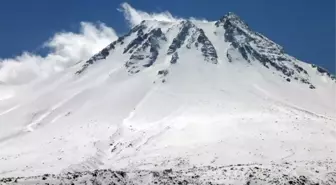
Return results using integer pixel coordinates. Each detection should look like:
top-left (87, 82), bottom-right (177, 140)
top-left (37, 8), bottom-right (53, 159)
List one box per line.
top-left (0, 13), bottom-right (335, 184)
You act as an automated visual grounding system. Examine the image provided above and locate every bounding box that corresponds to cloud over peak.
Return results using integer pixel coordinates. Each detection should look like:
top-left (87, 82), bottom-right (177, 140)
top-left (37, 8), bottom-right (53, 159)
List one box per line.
top-left (119, 2), bottom-right (182, 27)
top-left (0, 22), bottom-right (117, 84)
top-left (0, 2), bottom-right (207, 85)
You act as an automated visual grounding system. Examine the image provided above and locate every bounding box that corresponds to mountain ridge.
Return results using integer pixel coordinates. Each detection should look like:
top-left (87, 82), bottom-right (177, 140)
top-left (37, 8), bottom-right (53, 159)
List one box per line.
top-left (75, 13), bottom-right (335, 87)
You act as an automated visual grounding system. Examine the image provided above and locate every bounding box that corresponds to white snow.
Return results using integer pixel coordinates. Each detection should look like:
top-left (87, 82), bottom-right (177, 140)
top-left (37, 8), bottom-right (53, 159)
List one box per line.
top-left (0, 19), bottom-right (335, 180)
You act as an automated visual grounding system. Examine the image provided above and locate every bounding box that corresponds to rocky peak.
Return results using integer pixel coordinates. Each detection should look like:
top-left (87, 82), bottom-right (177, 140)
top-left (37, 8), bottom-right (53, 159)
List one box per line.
top-left (312, 64), bottom-right (336, 80)
top-left (74, 13), bottom-right (334, 87)
top-left (166, 21), bottom-right (218, 64)
top-left (125, 28), bottom-right (167, 74)
top-left (215, 12), bottom-right (249, 30)
top-left (75, 22), bottom-right (149, 75)
top-left (214, 12), bottom-right (321, 88)
top-left (167, 21), bottom-right (195, 55)
top-left (75, 40), bottom-right (119, 75)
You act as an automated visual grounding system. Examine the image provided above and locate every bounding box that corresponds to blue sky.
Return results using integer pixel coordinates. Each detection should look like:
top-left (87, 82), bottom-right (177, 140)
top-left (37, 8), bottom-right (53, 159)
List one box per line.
top-left (0, 0), bottom-right (335, 73)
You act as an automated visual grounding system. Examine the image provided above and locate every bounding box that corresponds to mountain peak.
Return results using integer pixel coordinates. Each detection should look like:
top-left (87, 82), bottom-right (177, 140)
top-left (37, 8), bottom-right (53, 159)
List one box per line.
top-left (224, 12), bottom-right (240, 19)
top-left (1, 7), bottom-right (336, 184)
top-left (74, 10), bottom-right (335, 88)
top-left (216, 12), bottom-right (249, 30)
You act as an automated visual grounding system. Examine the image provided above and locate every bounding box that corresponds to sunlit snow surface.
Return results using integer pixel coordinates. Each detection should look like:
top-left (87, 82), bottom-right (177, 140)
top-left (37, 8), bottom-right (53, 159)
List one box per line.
top-left (0, 19), bottom-right (335, 184)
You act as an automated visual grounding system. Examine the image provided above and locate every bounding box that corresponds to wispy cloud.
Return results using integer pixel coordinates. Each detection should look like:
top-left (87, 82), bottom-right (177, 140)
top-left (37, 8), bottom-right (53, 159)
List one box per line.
top-left (119, 3), bottom-right (209, 27)
top-left (0, 22), bottom-right (117, 84)
top-left (119, 2), bottom-right (183, 27)
top-left (0, 2), bottom-right (208, 85)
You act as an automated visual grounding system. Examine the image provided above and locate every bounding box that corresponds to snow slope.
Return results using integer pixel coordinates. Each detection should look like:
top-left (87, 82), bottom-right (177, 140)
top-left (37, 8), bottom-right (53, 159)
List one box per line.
top-left (0, 13), bottom-right (335, 184)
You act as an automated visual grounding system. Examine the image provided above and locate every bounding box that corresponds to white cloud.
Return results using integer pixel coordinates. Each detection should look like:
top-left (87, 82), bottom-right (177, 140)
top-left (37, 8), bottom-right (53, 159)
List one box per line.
top-left (0, 2), bottom-right (208, 85)
top-left (0, 22), bottom-right (117, 84)
top-left (119, 2), bottom-right (183, 27)
top-left (119, 3), bottom-right (208, 27)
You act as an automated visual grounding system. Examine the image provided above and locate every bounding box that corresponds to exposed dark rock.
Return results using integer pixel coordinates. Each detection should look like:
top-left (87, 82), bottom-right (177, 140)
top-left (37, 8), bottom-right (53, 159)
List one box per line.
top-left (227, 51), bottom-right (233, 63)
top-left (76, 13), bottom-right (334, 89)
top-left (196, 29), bottom-right (218, 64)
top-left (123, 32), bottom-right (149, 54)
top-left (75, 41), bottom-right (117, 74)
top-left (312, 64), bottom-right (335, 80)
top-left (158, 70), bottom-right (169, 76)
top-left (3, 161), bottom-right (335, 185)
top-left (215, 12), bottom-right (249, 30)
top-left (133, 21), bottom-right (146, 32)
top-left (216, 12), bottom-right (318, 86)
top-left (125, 28), bottom-right (167, 73)
top-left (121, 23), bottom-right (149, 55)
top-left (227, 25), bottom-right (291, 76)
top-left (277, 56), bottom-right (287, 61)
top-left (167, 21), bottom-right (194, 55)
top-left (163, 169), bottom-right (173, 174)
top-left (170, 52), bottom-right (179, 64)
top-left (129, 54), bottom-right (145, 60)
top-left (301, 78), bottom-right (310, 84)
top-left (167, 22), bottom-right (217, 64)
top-left (76, 21), bottom-right (146, 74)
top-left (294, 64), bottom-right (308, 75)
top-left (238, 45), bottom-right (250, 62)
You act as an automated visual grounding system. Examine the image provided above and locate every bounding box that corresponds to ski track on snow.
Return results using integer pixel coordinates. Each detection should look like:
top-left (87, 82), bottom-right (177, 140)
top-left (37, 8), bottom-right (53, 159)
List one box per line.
top-left (25, 91), bottom-right (83, 132)
top-left (253, 84), bottom-right (334, 121)
top-left (0, 105), bottom-right (21, 116)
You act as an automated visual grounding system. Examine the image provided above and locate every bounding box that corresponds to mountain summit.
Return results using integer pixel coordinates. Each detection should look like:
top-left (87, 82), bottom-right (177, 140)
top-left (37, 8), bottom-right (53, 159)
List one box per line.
top-left (0, 13), bottom-right (335, 184)
top-left (77, 13), bottom-right (334, 87)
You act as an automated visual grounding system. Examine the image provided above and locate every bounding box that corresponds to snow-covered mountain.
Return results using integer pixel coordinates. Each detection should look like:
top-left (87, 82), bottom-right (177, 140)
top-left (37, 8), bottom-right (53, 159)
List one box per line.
top-left (0, 12), bottom-right (335, 184)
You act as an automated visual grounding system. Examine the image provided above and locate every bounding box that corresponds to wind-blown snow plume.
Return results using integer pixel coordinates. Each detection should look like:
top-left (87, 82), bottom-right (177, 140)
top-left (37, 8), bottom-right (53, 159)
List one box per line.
top-left (119, 2), bottom-right (188, 27)
top-left (119, 3), bottom-right (208, 27)
top-left (0, 22), bottom-right (117, 84)
top-left (0, 2), bottom-right (208, 85)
